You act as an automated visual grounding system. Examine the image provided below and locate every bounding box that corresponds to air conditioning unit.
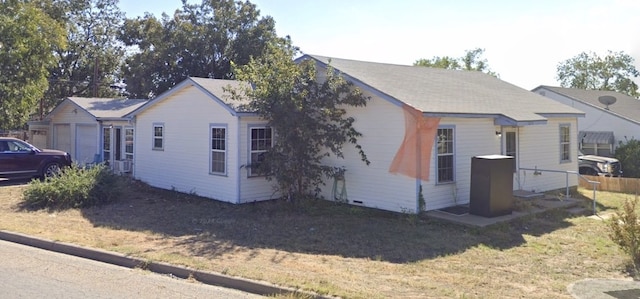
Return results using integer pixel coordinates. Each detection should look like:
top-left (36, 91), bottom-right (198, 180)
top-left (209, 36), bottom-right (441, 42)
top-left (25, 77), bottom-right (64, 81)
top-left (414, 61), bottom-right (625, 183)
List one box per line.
top-left (113, 160), bottom-right (132, 174)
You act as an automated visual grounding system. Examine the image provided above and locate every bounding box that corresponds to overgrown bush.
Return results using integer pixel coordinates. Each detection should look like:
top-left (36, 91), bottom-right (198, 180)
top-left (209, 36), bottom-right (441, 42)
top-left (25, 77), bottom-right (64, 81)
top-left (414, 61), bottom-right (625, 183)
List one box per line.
top-left (615, 138), bottom-right (640, 178)
top-left (608, 197), bottom-right (640, 275)
top-left (23, 164), bottom-right (122, 209)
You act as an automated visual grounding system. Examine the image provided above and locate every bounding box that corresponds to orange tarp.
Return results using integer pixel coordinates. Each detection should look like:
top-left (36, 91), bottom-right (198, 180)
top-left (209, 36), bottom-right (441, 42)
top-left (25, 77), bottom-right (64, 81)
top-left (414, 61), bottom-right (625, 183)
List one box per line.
top-left (388, 105), bottom-right (440, 181)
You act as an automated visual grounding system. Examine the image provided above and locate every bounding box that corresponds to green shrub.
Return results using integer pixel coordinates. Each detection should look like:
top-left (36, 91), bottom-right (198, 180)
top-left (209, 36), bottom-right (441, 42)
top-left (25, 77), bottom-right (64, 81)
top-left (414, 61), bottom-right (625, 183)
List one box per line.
top-left (23, 164), bottom-right (122, 209)
top-left (608, 197), bottom-right (640, 275)
top-left (615, 138), bottom-right (640, 178)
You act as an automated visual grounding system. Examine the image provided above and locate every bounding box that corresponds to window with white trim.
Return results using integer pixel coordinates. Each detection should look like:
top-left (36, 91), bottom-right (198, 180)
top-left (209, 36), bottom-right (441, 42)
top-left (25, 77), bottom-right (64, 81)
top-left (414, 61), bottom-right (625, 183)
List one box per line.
top-left (124, 128), bottom-right (134, 161)
top-left (102, 127), bottom-right (111, 165)
top-left (210, 126), bottom-right (226, 174)
top-left (436, 127), bottom-right (454, 183)
top-left (249, 126), bottom-right (272, 177)
top-left (153, 124), bottom-right (164, 150)
top-left (560, 124), bottom-right (571, 163)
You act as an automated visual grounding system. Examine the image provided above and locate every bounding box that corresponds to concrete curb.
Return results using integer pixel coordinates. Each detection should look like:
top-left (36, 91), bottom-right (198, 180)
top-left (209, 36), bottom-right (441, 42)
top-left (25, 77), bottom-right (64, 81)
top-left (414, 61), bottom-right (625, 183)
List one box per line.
top-left (0, 230), bottom-right (322, 298)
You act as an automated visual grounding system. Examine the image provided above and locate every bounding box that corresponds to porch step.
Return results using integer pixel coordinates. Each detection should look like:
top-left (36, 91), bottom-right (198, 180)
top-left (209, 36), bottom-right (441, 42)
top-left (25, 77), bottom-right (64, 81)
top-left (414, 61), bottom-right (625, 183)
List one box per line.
top-left (513, 189), bottom-right (545, 199)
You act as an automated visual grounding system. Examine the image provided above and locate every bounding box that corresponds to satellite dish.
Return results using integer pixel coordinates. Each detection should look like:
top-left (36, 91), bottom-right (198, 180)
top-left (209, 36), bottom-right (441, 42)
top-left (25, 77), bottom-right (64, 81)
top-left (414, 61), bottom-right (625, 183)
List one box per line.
top-left (598, 95), bottom-right (617, 110)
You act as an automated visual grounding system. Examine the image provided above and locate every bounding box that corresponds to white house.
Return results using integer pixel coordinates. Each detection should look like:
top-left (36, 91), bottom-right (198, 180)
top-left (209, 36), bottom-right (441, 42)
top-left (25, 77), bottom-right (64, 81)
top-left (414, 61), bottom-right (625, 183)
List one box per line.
top-left (126, 77), bottom-right (276, 203)
top-left (532, 86), bottom-right (640, 156)
top-left (300, 55), bottom-right (585, 213)
top-left (126, 57), bottom-right (585, 214)
top-left (28, 97), bottom-right (146, 171)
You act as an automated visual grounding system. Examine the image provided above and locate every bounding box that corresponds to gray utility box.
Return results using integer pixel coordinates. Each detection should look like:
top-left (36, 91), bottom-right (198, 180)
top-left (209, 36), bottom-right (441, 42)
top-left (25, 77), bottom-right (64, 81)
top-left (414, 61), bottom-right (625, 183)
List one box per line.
top-left (469, 155), bottom-right (514, 217)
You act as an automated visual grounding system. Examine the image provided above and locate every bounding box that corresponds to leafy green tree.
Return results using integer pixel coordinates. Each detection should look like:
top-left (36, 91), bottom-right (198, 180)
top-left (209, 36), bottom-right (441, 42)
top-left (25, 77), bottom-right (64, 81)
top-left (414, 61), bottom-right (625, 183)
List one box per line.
top-left (556, 51), bottom-right (640, 98)
top-left (0, 1), bottom-right (66, 129)
top-left (119, 0), bottom-right (279, 98)
top-left (230, 40), bottom-right (370, 201)
top-left (615, 138), bottom-right (640, 178)
top-left (414, 48), bottom-right (498, 77)
top-left (42, 0), bottom-right (125, 113)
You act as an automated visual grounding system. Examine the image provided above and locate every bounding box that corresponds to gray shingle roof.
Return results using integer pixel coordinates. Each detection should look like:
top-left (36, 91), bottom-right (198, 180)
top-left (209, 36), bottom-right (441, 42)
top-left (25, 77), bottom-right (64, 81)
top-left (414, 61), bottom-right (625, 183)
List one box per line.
top-left (67, 97), bottom-right (147, 119)
top-left (188, 77), bottom-right (253, 112)
top-left (534, 86), bottom-right (640, 123)
top-left (304, 55), bottom-right (584, 123)
top-left (127, 77), bottom-right (254, 117)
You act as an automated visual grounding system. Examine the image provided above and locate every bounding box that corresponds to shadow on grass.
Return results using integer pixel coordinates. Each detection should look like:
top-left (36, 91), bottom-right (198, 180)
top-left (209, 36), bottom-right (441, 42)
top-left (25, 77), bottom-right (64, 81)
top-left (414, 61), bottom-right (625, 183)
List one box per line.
top-left (78, 179), bottom-right (578, 264)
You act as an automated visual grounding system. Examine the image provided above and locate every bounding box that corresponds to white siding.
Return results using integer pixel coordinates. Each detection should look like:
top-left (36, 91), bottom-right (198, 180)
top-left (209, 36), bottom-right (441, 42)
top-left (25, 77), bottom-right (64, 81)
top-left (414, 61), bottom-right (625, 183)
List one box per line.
top-left (319, 93), bottom-right (579, 213)
top-left (537, 90), bottom-right (640, 148)
top-left (134, 86), bottom-right (241, 203)
top-left (237, 116), bottom-right (279, 202)
top-left (425, 118), bottom-right (501, 210)
top-left (318, 91), bottom-right (418, 213)
top-left (516, 118), bottom-right (579, 193)
top-left (50, 103), bottom-right (97, 161)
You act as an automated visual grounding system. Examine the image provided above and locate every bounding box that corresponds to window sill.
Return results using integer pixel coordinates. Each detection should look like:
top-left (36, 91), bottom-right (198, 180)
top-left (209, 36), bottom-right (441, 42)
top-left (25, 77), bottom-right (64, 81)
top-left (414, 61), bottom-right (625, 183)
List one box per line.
top-left (209, 172), bottom-right (227, 177)
top-left (436, 181), bottom-right (456, 186)
top-left (152, 148), bottom-right (164, 151)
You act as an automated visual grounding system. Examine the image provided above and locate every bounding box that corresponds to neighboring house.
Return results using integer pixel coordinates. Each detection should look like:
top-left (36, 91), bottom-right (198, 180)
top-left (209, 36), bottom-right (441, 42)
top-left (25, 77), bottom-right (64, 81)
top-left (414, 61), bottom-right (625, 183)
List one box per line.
top-left (27, 97), bottom-right (146, 171)
top-left (532, 86), bottom-right (640, 156)
top-left (126, 77), bottom-right (276, 204)
top-left (127, 56), bottom-right (585, 214)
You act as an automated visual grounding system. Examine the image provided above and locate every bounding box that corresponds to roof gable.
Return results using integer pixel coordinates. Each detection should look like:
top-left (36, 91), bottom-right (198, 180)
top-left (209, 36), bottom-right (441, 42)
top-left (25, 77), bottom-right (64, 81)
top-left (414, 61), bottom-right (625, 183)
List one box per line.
top-left (46, 97), bottom-right (147, 120)
top-left (127, 77), bottom-right (253, 117)
top-left (301, 55), bottom-right (584, 125)
top-left (533, 86), bottom-right (640, 123)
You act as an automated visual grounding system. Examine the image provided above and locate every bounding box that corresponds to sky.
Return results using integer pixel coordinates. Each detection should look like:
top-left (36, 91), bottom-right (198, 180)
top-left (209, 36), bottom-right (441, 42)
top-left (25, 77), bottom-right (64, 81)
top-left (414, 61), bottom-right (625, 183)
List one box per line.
top-left (118, 0), bottom-right (640, 90)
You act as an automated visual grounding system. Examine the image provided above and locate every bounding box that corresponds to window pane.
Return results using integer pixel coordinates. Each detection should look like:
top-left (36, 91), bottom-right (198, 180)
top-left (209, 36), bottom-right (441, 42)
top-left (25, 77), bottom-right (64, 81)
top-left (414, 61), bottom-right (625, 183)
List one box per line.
top-left (436, 128), bottom-right (454, 183)
top-left (438, 155), bottom-right (454, 182)
top-left (103, 128), bottom-right (110, 150)
top-left (154, 126), bottom-right (163, 137)
top-left (211, 128), bottom-right (225, 150)
top-left (154, 138), bottom-right (163, 149)
top-left (249, 127), bottom-right (272, 176)
top-left (211, 151), bottom-right (225, 173)
top-left (125, 129), bottom-right (134, 156)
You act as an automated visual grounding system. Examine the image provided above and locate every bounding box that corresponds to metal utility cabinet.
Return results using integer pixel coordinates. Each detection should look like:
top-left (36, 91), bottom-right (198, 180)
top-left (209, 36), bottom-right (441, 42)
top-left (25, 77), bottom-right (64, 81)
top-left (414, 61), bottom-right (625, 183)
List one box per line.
top-left (469, 155), bottom-right (514, 217)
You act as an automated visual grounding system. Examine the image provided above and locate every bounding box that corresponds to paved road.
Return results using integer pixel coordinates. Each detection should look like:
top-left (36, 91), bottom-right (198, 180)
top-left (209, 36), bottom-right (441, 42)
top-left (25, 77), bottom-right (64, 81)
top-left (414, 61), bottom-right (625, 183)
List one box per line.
top-left (0, 240), bottom-right (264, 299)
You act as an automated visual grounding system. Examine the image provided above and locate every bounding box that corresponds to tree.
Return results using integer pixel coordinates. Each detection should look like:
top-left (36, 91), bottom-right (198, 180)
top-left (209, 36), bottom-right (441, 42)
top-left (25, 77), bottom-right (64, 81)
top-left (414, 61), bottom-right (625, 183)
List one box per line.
top-left (414, 48), bottom-right (498, 77)
top-left (119, 0), bottom-right (279, 98)
top-left (615, 138), bottom-right (640, 178)
top-left (556, 51), bottom-right (640, 98)
top-left (42, 0), bottom-right (125, 114)
top-left (230, 40), bottom-right (370, 201)
top-left (0, 1), bottom-right (66, 129)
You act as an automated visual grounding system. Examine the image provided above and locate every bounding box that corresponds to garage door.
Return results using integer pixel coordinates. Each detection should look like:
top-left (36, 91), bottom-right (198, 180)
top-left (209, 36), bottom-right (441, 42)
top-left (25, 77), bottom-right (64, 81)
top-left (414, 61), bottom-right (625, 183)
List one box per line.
top-left (76, 124), bottom-right (98, 165)
top-left (54, 124), bottom-right (71, 154)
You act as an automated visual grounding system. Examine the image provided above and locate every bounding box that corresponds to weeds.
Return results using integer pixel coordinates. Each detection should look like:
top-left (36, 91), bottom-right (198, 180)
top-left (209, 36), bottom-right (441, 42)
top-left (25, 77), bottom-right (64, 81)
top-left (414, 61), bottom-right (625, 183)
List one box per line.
top-left (608, 196), bottom-right (640, 277)
top-left (22, 164), bottom-right (122, 209)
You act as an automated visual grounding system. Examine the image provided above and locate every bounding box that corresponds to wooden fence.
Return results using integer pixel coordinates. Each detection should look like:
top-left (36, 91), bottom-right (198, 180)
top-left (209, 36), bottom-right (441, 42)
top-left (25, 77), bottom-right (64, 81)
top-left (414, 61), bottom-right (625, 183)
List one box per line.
top-left (579, 175), bottom-right (640, 194)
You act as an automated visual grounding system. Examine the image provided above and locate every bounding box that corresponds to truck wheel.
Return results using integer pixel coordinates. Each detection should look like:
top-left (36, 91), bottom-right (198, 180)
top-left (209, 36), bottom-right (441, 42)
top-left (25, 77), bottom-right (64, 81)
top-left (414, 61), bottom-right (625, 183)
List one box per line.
top-left (42, 162), bottom-right (61, 178)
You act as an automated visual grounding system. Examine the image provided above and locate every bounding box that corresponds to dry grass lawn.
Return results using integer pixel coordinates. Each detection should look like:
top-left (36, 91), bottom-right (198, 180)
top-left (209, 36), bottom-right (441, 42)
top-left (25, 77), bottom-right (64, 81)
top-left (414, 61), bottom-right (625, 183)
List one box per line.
top-left (0, 179), bottom-right (636, 298)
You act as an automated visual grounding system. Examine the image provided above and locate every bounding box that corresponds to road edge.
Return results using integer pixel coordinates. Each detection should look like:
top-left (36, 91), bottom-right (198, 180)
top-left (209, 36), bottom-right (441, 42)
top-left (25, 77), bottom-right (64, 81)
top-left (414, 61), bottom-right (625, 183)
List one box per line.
top-left (0, 229), bottom-right (325, 298)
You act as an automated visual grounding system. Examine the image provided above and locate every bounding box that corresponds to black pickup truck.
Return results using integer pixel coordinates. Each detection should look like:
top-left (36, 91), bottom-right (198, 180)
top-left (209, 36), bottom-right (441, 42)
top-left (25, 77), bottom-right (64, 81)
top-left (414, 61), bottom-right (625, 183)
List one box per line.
top-left (578, 152), bottom-right (622, 177)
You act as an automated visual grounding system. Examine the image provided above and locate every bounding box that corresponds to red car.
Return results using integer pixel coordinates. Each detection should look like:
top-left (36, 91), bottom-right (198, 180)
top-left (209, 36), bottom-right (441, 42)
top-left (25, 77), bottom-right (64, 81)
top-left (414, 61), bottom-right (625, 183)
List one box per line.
top-left (0, 137), bottom-right (72, 180)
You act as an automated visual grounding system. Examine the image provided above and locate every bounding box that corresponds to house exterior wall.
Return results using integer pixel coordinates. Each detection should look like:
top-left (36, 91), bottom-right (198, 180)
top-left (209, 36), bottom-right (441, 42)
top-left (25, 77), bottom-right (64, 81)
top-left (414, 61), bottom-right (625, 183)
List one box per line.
top-left (237, 116), bottom-right (280, 203)
top-left (425, 117), bottom-right (501, 211)
top-left (48, 103), bottom-right (99, 164)
top-left (535, 90), bottom-right (639, 148)
top-left (515, 117), bottom-right (579, 193)
top-left (133, 85), bottom-right (241, 203)
top-left (319, 90), bottom-right (579, 213)
top-left (318, 89), bottom-right (417, 213)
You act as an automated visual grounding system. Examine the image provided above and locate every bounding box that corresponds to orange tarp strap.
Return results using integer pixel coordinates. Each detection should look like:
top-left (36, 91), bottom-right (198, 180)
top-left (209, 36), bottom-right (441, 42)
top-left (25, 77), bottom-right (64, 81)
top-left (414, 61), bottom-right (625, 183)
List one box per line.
top-left (388, 104), bottom-right (440, 181)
